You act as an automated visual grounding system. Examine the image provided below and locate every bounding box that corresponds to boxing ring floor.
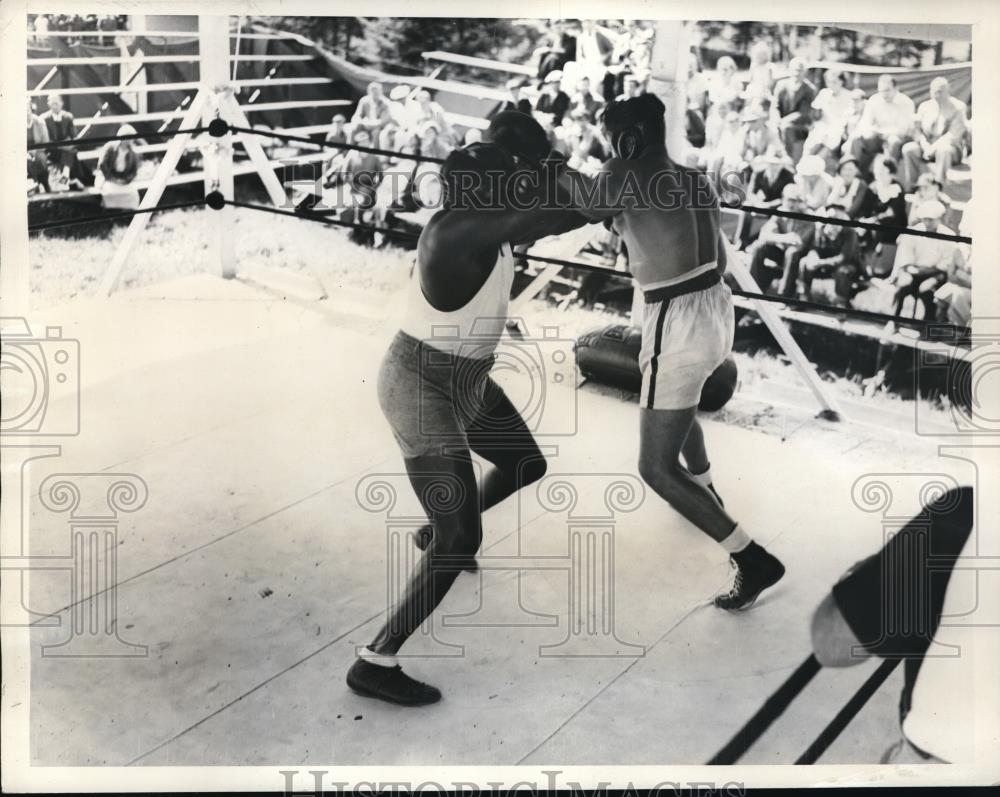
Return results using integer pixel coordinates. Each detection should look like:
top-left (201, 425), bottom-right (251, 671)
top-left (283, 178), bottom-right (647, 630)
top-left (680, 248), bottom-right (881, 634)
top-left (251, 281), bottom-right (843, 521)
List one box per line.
top-left (17, 273), bottom-right (969, 767)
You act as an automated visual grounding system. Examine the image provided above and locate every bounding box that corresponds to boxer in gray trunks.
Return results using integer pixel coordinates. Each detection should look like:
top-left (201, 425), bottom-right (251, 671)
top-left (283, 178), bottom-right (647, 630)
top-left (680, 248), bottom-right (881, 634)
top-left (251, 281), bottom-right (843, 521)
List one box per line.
top-left (348, 117), bottom-right (586, 706)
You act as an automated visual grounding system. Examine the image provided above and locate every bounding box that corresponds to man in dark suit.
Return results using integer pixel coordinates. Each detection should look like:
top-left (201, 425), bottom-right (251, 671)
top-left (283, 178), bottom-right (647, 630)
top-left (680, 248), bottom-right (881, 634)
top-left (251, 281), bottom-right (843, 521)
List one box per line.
top-left (773, 57), bottom-right (817, 164)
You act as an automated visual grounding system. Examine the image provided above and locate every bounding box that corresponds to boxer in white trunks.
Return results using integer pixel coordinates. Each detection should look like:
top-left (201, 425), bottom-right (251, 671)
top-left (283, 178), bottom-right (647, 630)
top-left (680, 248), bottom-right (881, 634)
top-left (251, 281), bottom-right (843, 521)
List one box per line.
top-left (544, 94), bottom-right (785, 610)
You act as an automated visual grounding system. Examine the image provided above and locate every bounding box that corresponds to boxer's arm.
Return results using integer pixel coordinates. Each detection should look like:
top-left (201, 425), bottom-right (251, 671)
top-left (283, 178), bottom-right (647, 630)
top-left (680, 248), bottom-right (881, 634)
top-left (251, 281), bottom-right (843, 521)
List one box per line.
top-left (553, 157), bottom-right (626, 222)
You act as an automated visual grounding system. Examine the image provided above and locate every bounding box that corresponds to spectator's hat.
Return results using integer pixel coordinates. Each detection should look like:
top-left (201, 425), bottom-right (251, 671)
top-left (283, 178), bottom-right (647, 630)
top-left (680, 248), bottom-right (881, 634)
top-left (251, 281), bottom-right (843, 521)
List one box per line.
top-left (824, 201), bottom-right (849, 215)
top-left (915, 199), bottom-right (947, 220)
top-left (836, 155), bottom-right (860, 174)
top-left (389, 84), bottom-right (410, 101)
top-left (332, 113), bottom-right (347, 123)
top-left (781, 183), bottom-right (804, 201)
top-left (916, 172), bottom-right (942, 189)
top-left (796, 154), bottom-right (827, 177)
top-left (544, 70), bottom-right (564, 84)
top-left (116, 123), bottom-right (137, 137)
top-left (753, 150), bottom-right (789, 170)
top-left (506, 76), bottom-right (529, 90)
top-left (740, 105), bottom-right (767, 123)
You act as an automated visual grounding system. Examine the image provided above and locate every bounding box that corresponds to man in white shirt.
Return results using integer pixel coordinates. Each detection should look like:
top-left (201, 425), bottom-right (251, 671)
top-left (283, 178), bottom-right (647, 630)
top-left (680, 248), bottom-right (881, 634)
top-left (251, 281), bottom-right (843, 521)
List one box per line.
top-left (847, 74), bottom-right (915, 172)
top-left (900, 76), bottom-right (968, 190)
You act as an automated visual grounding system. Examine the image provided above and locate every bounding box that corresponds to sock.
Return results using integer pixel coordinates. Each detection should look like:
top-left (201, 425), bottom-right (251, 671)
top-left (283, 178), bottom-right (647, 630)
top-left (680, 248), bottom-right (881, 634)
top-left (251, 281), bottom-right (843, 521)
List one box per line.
top-left (719, 523), bottom-right (753, 555)
top-left (360, 646), bottom-right (398, 668)
top-left (690, 465), bottom-right (713, 488)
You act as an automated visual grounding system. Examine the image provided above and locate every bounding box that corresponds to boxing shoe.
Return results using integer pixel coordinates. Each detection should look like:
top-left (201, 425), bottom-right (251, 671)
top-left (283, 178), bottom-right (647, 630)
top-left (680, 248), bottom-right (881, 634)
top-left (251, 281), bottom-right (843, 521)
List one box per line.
top-left (714, 543), bottom-right (785, 611)
top-left (347, 658), bottom-right (441, 707)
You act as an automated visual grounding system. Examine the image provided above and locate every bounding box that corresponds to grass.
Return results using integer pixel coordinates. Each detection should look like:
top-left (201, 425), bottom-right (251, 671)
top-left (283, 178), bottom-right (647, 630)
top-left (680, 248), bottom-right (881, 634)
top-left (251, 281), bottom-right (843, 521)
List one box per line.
top-left (30, 204), bottom-right (952, 427)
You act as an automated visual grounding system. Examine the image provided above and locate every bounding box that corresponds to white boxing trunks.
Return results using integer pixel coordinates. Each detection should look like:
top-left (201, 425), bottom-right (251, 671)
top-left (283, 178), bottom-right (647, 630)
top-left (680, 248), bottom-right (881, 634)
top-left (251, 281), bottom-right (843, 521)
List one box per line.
top-left (638, 263), bottom-right (735, 411)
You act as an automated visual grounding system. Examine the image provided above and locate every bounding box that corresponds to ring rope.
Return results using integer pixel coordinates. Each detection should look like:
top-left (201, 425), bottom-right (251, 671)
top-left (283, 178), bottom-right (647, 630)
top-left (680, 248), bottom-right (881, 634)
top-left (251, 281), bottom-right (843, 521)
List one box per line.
top-left (29, 195), bottom-right (948, 332)
top-left (27, 199), bottom-right (209, 232)
top-left (28, 126), bottom-right (211, 151)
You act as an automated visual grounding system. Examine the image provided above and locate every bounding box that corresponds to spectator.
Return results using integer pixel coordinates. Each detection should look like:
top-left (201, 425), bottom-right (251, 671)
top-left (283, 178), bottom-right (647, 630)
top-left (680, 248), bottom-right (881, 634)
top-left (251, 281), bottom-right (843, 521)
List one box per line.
top-left (827, 155), bottom-right (874, 219)
top-left (794, 153), bottom-right (834, 210)
top-left (934, 243), bottom-right (972, 328)
top-left (907, 172), bottom-right (956, 228)
top-left (351, 82), bottom-right (393, 146)
top-left (843, 88), bottom-right (868, 143)
top-left (535, 70), bottom-right (571, 128)
top-left (576, 19), bottom-right (614, 70)
top-left (703, 100), bottom-right (734, 154)
top-left (40, 93), bottom-right (85, 189)
top-left (26, 99), bottom-right (50, 193)
top-left (810, 487), bottom-right (976, 764)
top-left (535, 20), bottom-right (576, 81)
top-left (744, 40), bottom-right (776, 105)
top-left (325, 113), bottom-right (348, 147)
top-left (497, 77), bottom-right (534, 116)
top-left (564, 107), bottom-right (610, 174)
top-left (773, 57), bottom-right (816, 164)
top-left (95, 124), bottom-right (141, 209)
top-left (900, 77), bottom-right (967, 191)
top-left (569, 76), bottom-right (604, 123)
top-left (847, 74), bottom-right (915, 172)
top-left (416, 122), bottom-right (451, 162)
top-left (804, 68), bottom-right (854, 162)
top-left (748, 183), bottom-right (814, 296)
top-left (686, 51), bottom-right (710, 120)
top-left (737, 104), bottom-right (783, 174)
top-left (324, 127), bottom-right (383, 193)
top-left (616, 71), bottom-right (647, 101)
top-left (736, 150), bottom-right (795, 250)
top-left (886, 199), bottom-right (956, 325)
top-left (708, 55), bottom-right (744, 110)
top-left (795, 203), bottom-right (861, 305)
top-left (708, 110), bottom-right (744, 176)
top-left (859, 155), bottom-right (908, 275)
top-left (412, 90), bottom-right (455, 146)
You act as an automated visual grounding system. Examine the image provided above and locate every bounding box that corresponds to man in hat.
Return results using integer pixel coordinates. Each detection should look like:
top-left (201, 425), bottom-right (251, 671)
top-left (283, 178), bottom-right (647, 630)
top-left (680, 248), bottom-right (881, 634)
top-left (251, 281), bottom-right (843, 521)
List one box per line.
top-left (736, 150), bottom-right (795, 250)
top-left (795, 203), bottom-right (862, 305)
top-left (847, 74), bottom-right (915, 172)
top-left (794, 153), bottom-right (835, 210)
top-left (497, 77), bottom-right (534, 117)
top-left (535, 70), bottom-right (571, 128)
top-left (828, 155), bottom-right (874, 219)
top-left (748, 182), bottom-right (814, 294)
top-left (886, 198), bottom-right (957, 325)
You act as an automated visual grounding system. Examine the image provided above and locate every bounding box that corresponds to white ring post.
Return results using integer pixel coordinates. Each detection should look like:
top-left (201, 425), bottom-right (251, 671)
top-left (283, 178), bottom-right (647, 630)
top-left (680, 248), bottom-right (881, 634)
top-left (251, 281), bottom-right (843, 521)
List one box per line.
top-left (200, 15), bottom-right (236, 280)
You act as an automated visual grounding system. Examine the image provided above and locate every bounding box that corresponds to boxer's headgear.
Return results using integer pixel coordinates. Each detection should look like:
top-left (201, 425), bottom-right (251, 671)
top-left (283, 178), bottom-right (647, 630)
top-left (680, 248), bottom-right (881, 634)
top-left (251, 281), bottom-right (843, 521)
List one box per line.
top-left (601, 94), bottom-right (667, 160)
top-left (485, 111), bottom-right (551, 167)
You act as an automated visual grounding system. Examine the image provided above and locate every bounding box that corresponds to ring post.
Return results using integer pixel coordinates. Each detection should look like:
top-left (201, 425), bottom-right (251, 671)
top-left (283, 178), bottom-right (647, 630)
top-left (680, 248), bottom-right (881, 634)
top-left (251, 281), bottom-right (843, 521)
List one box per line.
top-left (200, 15), bottom-right (236, 280)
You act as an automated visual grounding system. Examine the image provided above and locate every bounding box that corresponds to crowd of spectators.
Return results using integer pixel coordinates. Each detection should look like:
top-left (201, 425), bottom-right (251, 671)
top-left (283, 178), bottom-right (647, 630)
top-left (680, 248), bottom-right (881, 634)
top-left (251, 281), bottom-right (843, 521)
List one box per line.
top-left (683, 41), bottom-right (972, 325)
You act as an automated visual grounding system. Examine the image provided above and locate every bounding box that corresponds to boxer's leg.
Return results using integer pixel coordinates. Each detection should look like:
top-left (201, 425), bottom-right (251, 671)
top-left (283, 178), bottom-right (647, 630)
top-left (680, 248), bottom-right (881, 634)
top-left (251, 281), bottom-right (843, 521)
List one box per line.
top-left (414, 380), bottom-right (547, 554)
top-left (348, 449), bottom-right (480, 705)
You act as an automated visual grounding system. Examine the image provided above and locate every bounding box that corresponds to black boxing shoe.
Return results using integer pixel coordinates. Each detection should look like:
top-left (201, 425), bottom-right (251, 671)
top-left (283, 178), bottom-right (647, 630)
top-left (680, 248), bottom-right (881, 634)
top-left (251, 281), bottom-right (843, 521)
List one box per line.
top-left (413, 524), bottom-right (479, 573)
top-left (346, 657), bottom-right (442, 707)
top-left (714, 543), bottom-right (785, 611)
